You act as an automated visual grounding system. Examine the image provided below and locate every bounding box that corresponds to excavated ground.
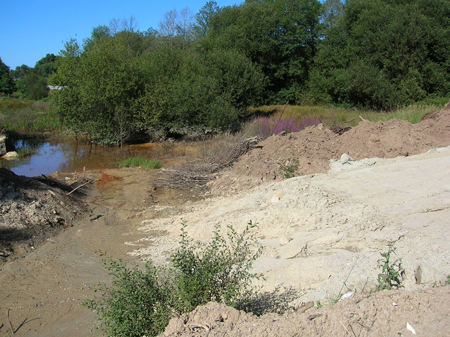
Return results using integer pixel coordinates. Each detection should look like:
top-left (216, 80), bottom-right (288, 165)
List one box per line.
top-left (1, 105), bottom-right (450, 336)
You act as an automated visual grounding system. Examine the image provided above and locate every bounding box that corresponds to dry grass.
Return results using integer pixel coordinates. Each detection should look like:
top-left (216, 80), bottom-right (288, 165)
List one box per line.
top-left (158, 132), bottom-right (260, 189)
top-left (249, 103), bottom-right (443, 127)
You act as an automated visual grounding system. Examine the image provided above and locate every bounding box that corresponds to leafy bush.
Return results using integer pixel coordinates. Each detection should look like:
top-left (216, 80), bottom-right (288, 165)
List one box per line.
top-left (171, 221), bottom-right (263, 313)
top-left (84, 222), bottom-right (265, 337)
top-left (84, 260), bottom-right (173, 337)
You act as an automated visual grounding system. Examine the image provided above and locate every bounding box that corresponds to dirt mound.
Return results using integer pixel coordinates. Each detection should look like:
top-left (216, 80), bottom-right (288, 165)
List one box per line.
top-left (160, 287), bottom-right (450, 336)
top-left (0, 169), bottom-right (88, 263)
top-left (209, 105), bottom-right (450, 194)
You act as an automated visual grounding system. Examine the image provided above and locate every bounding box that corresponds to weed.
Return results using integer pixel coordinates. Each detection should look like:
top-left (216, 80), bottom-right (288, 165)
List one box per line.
top-left (0, 99), bottom-right (60, 132)
top-left (376, 244), bottom-right (405, 291)
top-left (118, 156), bottom-right (162, 169)
top-left (326, 257), bottom-right (358, 305)
top-left (280, 158), bottom-right (299, 179)
top-left (446, 275), bottom-right (450, 285)
top-left (235, 286), bottom-right (300, 315)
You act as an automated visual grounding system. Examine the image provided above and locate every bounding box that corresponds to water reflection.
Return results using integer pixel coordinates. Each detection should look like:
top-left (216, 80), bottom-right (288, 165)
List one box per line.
top-left (0, 136), bottom-right (158, 177)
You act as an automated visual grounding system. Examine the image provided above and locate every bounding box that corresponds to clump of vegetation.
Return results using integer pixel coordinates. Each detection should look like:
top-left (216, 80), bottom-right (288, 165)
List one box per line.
top-left (249, 102), bottom-right (444, 132)
top-left (84, 260), bottom-right (172, 337)
top-left (280, 158), bottom-right (299, 179)
top-left (376, 244), bottom-right (405, 291)
top-left (84, 222), bottom-right (267, 337)
top-left (16, 147), bottom-right (38, 158)
top-left (172, 221), bottom-right (263, 313)
top-left (118, 156), bottom-right (162, 169)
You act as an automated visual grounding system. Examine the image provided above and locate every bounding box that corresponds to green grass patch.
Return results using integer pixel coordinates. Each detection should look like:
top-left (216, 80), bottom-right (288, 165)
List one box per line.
top-left (118, 156), bottom-right (162, 169)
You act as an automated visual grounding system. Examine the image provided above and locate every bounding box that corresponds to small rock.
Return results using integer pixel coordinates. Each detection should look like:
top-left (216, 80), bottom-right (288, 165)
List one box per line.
top-left (2, 151), bottom-right (18, 160)
top-left (340, 153), bottom-right (354, 164)
top-left (339, 291), bottom-right (355, 301)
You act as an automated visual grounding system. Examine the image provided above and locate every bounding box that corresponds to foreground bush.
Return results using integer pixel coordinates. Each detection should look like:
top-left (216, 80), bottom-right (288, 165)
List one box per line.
top-left (84, 221), bottom-right (263, 337)
top-left (171, 222), bottom-right (263, 313)
top-left (84, 261), bottom-right (172, 337)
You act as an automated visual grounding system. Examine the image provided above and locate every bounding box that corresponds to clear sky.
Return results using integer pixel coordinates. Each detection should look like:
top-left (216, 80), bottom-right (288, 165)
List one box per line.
top-left (0, 0), bottom-right (243, 70)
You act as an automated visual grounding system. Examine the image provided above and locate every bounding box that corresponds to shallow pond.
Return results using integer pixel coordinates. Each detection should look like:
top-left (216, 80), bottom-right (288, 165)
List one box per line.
top-left (0, 134), bottom-right (199, 177)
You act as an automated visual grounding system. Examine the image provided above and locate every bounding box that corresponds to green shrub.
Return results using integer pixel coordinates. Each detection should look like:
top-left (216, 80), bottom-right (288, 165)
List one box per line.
top-left (171, 221), bottom-right (263, 313)
top-left (84, 260), bottom-right (172, 337)
top-left (280, 158), bottom-right (299, 179)
top-left (118, 157), bottom-right (162, 169)
top-left (84, 222), bottom-right (266, 337)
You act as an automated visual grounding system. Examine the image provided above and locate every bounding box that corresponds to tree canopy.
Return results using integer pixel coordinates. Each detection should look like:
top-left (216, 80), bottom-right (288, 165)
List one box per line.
top-left (45, 0), bottom-right (450, 143)
top-left (49, 24), bottom-right (265, 144)
top-left (0, 58), bottom-right (16, 95)
top-left (309, 0), bottom-right (450, 109)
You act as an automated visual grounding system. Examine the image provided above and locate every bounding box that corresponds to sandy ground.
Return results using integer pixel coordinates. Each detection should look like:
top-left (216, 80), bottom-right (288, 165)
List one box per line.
top-left (1, 105), bottom-right (450, 336)
top-left (144, 146), bottom-right (450, 336)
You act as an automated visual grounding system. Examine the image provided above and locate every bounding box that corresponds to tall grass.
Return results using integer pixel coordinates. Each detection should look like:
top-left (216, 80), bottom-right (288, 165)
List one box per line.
top-left (0, 99), bottom-right (61, 132)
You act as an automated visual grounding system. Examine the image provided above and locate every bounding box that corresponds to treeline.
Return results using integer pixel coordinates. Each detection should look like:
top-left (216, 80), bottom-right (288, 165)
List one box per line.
top-left (3, 0), bottom-right (450, 144)
top-left (0, 54), bottom-right (58, 100)
top-left (50, 11), bottom-right (267, 144)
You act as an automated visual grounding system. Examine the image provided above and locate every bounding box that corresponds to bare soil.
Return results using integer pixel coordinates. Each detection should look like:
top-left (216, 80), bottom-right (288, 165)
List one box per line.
top-left (1, 105), bottom-right (450, 336)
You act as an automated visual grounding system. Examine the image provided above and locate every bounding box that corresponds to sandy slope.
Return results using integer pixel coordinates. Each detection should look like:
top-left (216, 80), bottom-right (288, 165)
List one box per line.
top-left (128, 147), bottom-right (450, 336)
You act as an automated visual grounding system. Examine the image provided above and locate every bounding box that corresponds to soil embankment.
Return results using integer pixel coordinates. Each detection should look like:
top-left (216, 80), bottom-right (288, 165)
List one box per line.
top-left (1, 105), bottom-right (450, 336)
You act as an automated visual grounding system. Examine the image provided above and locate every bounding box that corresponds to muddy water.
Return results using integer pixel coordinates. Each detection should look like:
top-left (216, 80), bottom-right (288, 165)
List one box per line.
top-left (0, 135), bottom-right (204, 177)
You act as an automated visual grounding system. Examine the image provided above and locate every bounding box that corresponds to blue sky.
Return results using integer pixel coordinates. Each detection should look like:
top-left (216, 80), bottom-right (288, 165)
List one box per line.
top-left (0, 0), bottom-right (243, 70)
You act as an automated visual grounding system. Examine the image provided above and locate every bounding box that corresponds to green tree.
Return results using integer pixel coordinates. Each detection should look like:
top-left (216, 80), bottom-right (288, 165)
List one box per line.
top-left (194, 1), bottom-right (219, 38)
top-left (309, 0), bottom-right (450, 109)
top-left (136, 44), bottom-right (265, 135)
top-left (320, 0), bottom-right (344, 31)
top-left (83, 25), bottom-right (111, 53)
top-left (51, 34), bottom-right (145, 144)
top-left (205, 0), bottom-right (322, 103)
top-left (0, 58), bottom-right (16, 95)
top-left (18, 71), bottom-right (48, 100)
top-left (34, 53), bottom-right (58, 78)
top-left (11, 64), bottom-right (30, 81)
